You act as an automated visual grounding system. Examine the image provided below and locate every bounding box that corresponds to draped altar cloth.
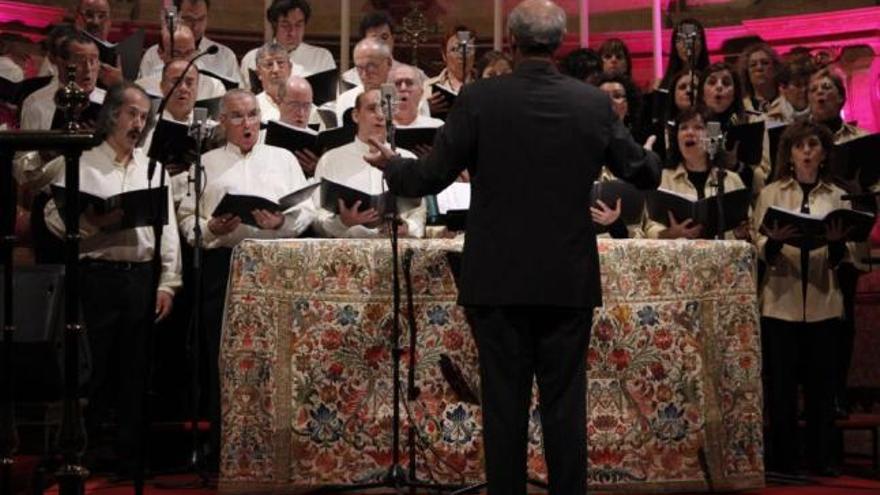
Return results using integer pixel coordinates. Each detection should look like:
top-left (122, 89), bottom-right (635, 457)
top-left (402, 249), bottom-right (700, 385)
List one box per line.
top-left (218, 238), bottom-right (764, 493)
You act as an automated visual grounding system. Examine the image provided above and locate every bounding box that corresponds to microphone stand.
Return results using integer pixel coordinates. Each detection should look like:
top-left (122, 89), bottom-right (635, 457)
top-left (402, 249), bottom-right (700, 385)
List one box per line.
top-left (685, 36), bottom-right (697, 108)
top-left (322, 94), bottom-right (459, 495)
top-left (709, 141), bottom-right (726, 240)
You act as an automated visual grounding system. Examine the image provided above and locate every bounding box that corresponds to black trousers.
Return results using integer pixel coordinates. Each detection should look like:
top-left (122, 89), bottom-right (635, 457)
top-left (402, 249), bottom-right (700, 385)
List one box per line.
top-left (835, 263), bottom-right (860, 409)
top-left (201, 247), bottom-right (233, 462)
top-left (761, 316), bottom-right (838, 473)
top-left (465, 306), bottom-right (592, 495)
top-left (80, 260), bottom-right (154, 470)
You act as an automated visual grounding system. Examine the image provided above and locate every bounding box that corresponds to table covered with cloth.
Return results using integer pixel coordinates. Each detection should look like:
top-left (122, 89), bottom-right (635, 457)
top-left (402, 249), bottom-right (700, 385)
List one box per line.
top-left (218, 238), bottom-right (764, 493)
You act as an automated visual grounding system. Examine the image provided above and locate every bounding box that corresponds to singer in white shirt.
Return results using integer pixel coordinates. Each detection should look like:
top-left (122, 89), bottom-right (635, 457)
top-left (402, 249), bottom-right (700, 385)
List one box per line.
top-left (273, 75), bottom-right (321, 178)
top-left (314, 88), bottom-right (425, 238)
top-left (176, 89), bottom-right (315, 463)
top-left (43, 83), bottom-right (182, 469)
top-left (239, 0), bottom-right (335, 89)
top-left (253, 42), bottom-right (292, 123)
top-left (177, 89), bottom-right (316, 249)
top-left (139, 0), bottom-right (241, 85)
top-left (135, 25), bottom-right (225, 101)
top-left (141, 59), bottom-right (218, 206)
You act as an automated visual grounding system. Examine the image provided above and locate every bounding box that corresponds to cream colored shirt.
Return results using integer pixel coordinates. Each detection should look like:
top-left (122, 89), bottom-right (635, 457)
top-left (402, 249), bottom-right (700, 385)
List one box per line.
top-left (753, 177), bottom-right (854, 322)
top-left (177, 142), bottom-right (316, 249)
top-left (43, 142), bottom-right (182, 295)
top-left (240, 42), bottom-right (336, 90)
top-left (313, 137), bottom-right (425, 238)
top-left (256, 91), bottom-right (280, 123)
top-left (644, 163), bottom-right (747, 239)
top-left (139, 37), bottom-right (241, 83)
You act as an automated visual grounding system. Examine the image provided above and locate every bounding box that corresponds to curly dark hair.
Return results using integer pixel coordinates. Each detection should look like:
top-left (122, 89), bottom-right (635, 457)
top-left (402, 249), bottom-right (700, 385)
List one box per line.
top-left (559, 48), bottom-right (602, 83)
top-left (95, 82), bottom-right (156, 148)
top-left (594, 72), bottom-right (641, 129)
top-left (697, 61), bottom-right (745, 124)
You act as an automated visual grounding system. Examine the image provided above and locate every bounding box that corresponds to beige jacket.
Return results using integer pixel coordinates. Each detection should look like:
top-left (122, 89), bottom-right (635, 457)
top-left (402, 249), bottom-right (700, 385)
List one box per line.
top-left (753, 177), bottom-right (854, 322)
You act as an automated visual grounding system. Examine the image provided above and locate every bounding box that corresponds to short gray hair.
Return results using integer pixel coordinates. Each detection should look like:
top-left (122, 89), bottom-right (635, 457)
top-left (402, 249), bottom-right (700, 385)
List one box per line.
top-left (255, 41), bottom-right (290, 66)
top-left (219, 88), bottom-right (258, 116)
top-left (508, 0), bottom-right (567, 56)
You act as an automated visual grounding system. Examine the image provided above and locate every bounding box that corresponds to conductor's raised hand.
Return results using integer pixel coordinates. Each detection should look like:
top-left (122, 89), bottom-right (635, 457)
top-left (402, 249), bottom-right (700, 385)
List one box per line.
top-left (363, 137), bottom-right (398, 171)
top-left (252, 209), bottom-right (284, 230)
top-left (208, 213), bottom-right (241, 235)
top-left (339, 199), bottom-right (380, 227)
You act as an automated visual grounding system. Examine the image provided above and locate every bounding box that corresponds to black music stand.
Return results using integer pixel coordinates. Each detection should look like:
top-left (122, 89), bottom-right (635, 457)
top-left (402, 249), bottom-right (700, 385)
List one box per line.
top-left (0, 129), bottom-right (100, 495)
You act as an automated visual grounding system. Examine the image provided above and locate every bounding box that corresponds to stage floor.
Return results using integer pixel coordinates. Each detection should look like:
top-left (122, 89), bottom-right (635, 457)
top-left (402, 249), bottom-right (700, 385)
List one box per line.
top-left (37, 471), bottom-right (880, 495)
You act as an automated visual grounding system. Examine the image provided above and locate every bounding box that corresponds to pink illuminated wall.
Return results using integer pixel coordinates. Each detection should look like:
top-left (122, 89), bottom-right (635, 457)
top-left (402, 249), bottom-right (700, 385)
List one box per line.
top-left (0, 0), bottom-right (64, 29)
top-left (567, 7), bottom-right (880, 132)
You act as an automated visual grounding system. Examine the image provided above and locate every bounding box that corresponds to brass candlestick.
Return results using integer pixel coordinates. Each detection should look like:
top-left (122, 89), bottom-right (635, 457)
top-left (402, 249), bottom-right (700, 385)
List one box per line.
top-left (54, 65), bottom-right (90, 132)
top-left (399, 2), bottom-right (436, 67)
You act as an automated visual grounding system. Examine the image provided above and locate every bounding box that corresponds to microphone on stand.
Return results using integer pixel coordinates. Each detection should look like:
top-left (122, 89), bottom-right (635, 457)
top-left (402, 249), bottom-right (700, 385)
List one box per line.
top-left (677, 23), bottom-right (699, 105)
top-left (702, 121), bottom-right (725, 162)
top-left (148, 45), bottom-right (220, 180)
top-left (380, 82), bottom-right (397, 151)
top-left (456, 31), bottom-right (472, 84)
top-left (164, 4), bottom-right (178, 57)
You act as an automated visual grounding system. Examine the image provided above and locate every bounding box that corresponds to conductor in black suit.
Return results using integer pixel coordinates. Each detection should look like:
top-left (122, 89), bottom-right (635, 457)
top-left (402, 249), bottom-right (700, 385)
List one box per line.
top-left (365, 1), bottom-right (661, 493)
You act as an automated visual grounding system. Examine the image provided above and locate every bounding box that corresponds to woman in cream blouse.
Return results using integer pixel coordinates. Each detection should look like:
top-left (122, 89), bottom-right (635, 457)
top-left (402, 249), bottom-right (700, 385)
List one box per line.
top-left (643, 108), bottom-right (749, 240)
top-left (753, 120), bottom-right (853, 476)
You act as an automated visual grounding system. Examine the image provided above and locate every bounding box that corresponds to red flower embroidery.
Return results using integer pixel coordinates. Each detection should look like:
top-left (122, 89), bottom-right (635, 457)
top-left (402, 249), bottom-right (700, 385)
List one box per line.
top-left (609, 348), bottom-right (631, 371)
top-left (321, 329), bottom-right (343, 350)
top-left (653, 328), bottom-right (673, 350)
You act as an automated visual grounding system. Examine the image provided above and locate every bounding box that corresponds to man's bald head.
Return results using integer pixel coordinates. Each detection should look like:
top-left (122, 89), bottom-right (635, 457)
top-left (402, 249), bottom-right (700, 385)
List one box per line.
top-left (353, 38), bottom-right (392, 90)
top-left (159, 25), bottom-right (197, 63)
top-left (508, 0), bottom-right (566, 57)
top-left (278, 76), bottom-right (313, 128)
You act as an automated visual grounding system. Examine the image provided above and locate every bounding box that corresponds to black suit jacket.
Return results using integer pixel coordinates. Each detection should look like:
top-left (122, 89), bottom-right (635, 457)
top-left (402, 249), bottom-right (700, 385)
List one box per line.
top-left (385, 59), bottom-right (661, 309)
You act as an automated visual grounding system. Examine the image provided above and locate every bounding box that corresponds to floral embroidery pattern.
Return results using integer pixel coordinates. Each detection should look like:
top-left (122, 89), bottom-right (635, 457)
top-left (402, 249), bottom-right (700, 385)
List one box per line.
top-left (220, 239), bottom-right (763, 493)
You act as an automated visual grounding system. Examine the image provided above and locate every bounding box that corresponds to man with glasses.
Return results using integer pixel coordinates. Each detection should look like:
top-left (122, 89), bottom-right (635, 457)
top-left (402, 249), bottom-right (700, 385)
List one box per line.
top-left (341, 11), bottom-right (427, 89)
top-left (253, 42), bottom-right (292, 122)
top-left (139, 0), bottom-right (241, 85)
top-left (332, 38), bottom-right (392, 126)
top-left (275, 75), bottom-right (321, 177)
top-left (136, 25), bottom-right (225, 101)
top-left (392, 65), bottom-right (442, 129)
top-left (74, 0), bottom-right (123, 87)
top-left (177, 88), bottom-right (315, 468)
top-left (240, 0), bottom-right (336, 90)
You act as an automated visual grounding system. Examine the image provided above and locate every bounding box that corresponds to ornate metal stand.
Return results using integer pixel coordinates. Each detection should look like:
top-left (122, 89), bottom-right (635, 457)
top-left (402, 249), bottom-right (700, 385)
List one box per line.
top-left (0, 66), bottom-right (100, 495)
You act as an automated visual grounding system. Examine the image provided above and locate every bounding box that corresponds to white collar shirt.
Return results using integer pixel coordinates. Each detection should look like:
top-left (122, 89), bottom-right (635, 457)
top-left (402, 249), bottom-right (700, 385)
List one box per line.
top-left (43, 141), bottom-right (182, 294)
top-left (138, 36), bottom-right (242, 83)
top-left (177, 142), bottom-right (316, 249)
top-left (313, 137), bottom-right (424, 238)
top-left (240, 41), bottom-right (336, 90)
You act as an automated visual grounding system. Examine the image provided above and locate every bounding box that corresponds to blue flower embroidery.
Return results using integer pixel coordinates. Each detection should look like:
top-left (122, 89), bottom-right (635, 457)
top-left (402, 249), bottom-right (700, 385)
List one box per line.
top-left (427, 305), bottom-right (449, 326)
top-left (307, 403), bottom-right (343, 443)
top-left (651, 403), bottom-right (688, 441)
top-left (442, 405), bottom-right (477, 445)
top-left (336, 305), bottom-right (358, 326)
top-left (637, 306), bottom-right (659, 327)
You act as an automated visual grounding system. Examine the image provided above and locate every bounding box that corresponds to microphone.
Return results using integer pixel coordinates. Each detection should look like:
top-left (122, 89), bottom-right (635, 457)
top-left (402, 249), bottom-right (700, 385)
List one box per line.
top-left (456, 30), bottom-right (472, 47)
top-left (149, 46), bottom-right (220, 180)
top-left (380, 82), bottom-right (397, 149)
top-left (702, 121), bottom-right (725, 161)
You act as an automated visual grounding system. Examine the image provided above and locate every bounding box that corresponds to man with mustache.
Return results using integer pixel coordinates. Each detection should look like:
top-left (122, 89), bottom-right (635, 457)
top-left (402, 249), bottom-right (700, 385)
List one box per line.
top-left (176, 88), bottom-right (316, 468)
top-left (313, 88), bottom-right (424, 238)
top-left (139, 0), bottom-right (241, 85)
top-left (74, 0), bottom-right (123, 87)
top-left (43, 82), bottom-right (182, 475)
